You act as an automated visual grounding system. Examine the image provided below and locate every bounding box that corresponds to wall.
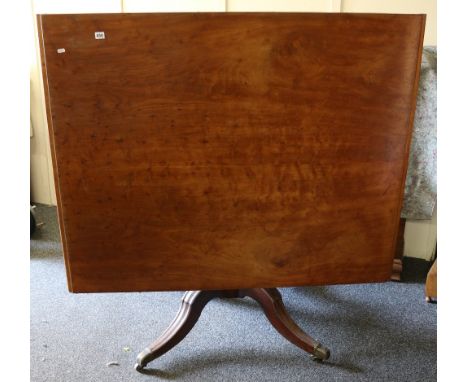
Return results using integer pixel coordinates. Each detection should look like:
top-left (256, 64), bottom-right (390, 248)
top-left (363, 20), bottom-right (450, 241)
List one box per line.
top-left (30, 3), bottom-right (55, 205)
top-left (30, 0), bottom-right (437, 260)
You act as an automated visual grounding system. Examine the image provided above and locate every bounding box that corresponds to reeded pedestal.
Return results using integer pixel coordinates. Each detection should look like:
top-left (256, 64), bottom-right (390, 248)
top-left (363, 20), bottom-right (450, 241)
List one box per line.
top-left (135, 288), bottom-right (330, 371)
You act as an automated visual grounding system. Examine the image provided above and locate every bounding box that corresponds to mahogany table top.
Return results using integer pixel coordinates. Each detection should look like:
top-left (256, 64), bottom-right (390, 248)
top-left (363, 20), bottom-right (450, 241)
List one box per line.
top-left (38, 13), bottom-right (425, 292)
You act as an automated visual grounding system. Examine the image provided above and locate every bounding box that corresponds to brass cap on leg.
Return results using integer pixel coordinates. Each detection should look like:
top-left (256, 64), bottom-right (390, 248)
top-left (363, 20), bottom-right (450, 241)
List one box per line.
top-left (135, 347), bottom-right (152, 372)
top-left (310, 344), bottom-right (330, 361)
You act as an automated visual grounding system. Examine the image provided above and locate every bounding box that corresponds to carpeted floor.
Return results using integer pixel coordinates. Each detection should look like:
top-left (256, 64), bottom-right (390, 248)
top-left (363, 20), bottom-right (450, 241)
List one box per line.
top-left (30, 205), bottom-right (436, 382)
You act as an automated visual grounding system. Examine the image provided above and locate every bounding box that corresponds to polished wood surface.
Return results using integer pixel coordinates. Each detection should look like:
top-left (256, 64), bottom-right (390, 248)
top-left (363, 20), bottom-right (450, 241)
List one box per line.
top-left (38, 13), bottom-right (425, 292)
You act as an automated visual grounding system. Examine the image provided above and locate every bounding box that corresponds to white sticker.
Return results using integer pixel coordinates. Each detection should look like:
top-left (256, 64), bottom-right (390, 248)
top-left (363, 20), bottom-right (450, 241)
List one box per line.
top-left (57, 48), bottom-right (66, 54)
top-left (95, 31), bottom-right (106, 40)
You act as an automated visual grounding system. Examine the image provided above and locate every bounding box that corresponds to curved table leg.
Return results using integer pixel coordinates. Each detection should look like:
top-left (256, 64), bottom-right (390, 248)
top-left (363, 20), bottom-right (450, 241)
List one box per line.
top-left (240, 288), bottom-right (330, 360)
top-left (135, 290), bottom-right (237, 371)
top-left (135, 288), bottom-right (329, 371)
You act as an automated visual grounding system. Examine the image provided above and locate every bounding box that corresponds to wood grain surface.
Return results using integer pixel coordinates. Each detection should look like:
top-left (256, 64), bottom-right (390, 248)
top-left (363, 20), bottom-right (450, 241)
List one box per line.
top-left (38, 13), bottom-right (425, 292)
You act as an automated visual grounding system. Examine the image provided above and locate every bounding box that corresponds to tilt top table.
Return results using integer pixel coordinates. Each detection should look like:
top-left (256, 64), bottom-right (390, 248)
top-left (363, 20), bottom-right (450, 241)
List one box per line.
top-left (38, 12), bottom-right (425, 370)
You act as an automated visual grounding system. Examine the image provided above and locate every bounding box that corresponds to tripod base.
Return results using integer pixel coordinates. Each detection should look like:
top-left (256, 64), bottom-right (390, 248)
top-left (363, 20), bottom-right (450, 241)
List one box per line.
top-left (135, 288), bottom-right (330, 371)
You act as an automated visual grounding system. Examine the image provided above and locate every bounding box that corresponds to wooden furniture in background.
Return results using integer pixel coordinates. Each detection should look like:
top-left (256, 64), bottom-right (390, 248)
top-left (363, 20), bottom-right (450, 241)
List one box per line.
top-left (38, 13), bottom-right (425, 368)
top-left (425, 259), bottom-right (437, 302)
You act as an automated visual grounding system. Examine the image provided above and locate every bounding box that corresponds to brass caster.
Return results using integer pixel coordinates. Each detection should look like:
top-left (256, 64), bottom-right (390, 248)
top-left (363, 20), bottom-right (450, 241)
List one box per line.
top-left (134, 363), bottom-right (144, 372)
top-left (135, 347), bottom-right (151, 372)
top-left (309, 344), bottom-right (330, 361)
